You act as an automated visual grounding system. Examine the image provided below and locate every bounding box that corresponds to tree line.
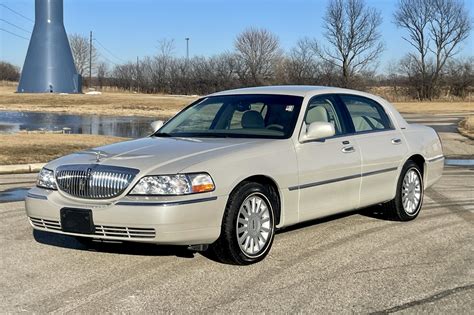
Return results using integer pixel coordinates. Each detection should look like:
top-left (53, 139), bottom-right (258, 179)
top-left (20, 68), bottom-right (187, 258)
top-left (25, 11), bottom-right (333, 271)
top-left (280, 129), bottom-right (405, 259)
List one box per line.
top-left (2, 0), bottom-right (472, 100)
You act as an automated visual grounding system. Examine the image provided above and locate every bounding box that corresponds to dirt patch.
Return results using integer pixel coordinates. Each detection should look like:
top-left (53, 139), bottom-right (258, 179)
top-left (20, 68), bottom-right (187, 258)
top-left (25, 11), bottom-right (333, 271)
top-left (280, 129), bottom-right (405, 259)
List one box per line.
top-left (458, 116), bottom-right (474, 140)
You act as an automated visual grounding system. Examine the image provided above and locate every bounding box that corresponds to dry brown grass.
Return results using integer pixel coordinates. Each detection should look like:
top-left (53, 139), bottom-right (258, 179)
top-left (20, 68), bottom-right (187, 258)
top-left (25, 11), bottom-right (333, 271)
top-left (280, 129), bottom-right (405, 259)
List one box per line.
top-left (393, 101), bottom-right (473, 114)
top-left (458, 116), bottom-right (474, 139)
top-left (0, 133), bottom-right (128, 165)
top-left (0, 85), bottom-right (195, 118)
top-left (1, 84), bottom-right (472, 117)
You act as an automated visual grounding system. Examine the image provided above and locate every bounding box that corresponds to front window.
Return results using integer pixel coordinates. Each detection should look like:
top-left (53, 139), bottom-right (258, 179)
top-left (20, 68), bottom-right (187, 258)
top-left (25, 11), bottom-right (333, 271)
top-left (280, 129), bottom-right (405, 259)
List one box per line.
top-left (157, 94), bottom-right (303, 139)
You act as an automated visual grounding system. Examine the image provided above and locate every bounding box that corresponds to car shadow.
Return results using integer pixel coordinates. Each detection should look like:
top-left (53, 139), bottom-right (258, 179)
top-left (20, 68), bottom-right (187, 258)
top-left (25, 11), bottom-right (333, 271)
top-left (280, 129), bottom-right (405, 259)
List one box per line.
top-left (32, 230), bottom-right (195, 259)
top-left (32, 204), bottom-right (395, 262)
top-left (276, 205), bottom-right (396, 235)
top-left (357, 204), bottom-right (399, 221)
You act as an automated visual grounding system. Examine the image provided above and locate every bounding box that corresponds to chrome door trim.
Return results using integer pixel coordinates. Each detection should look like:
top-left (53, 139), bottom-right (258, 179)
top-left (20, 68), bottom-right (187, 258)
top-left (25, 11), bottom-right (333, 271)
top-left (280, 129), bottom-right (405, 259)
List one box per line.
top-left (288, 167), bottom-right (398, 191)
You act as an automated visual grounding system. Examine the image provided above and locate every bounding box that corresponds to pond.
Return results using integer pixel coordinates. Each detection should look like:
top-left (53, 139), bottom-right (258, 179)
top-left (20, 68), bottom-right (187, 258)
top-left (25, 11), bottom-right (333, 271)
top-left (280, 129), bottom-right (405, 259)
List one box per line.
top-left (0, 111), bottom-right (159, 138)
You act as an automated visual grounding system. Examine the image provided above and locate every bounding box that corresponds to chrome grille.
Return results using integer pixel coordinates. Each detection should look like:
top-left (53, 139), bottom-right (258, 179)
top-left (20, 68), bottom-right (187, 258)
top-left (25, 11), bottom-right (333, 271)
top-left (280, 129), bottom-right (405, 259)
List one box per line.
top-left (55, 165), bottom-right (139, 199)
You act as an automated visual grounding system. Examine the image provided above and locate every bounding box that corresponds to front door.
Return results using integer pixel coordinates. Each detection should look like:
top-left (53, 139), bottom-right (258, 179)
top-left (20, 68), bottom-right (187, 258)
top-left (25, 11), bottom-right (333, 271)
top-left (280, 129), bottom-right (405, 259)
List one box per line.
top-left (294, 95), bottom-right (362, 222)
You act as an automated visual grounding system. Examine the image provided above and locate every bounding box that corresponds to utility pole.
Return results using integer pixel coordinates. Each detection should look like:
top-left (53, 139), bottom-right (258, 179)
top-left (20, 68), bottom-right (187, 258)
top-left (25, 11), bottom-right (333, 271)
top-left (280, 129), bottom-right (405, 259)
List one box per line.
top-left (89, 30), bottom-right (92, 88)
top-left (185, 37), bottom-right (189, 60)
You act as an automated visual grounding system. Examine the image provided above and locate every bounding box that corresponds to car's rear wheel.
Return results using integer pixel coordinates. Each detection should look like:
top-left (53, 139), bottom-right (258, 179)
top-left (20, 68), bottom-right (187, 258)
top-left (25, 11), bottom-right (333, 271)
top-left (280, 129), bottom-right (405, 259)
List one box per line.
top-left (384, 160), bottom-right (424, 221)
top-left (211, 182), bottom-right (276, 265)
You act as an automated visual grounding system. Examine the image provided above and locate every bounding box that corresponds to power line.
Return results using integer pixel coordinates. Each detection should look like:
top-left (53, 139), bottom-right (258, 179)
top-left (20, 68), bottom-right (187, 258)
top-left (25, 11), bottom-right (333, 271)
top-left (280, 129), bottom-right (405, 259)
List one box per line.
top-left (0, 18), bottom-right (31, 34)
top-left (0, 27), bottom-right (29, 40)
top-left (0, 4), bottom-right (34, 23)
top-left (93, 38), bottom-right (125, 62)
top-left (96, 51), bottom-right (118, 66)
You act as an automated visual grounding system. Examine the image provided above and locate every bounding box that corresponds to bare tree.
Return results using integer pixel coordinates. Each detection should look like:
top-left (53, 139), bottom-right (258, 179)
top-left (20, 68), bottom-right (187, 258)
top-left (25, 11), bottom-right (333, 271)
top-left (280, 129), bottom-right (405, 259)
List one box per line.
top-left (69, 33), bottom-right (97, 78)
top-left (112, 62), bottom-right (136, 91)
top-left (444, 57), bottom-right (474, 99)
top-left (394, 0), bottom-right (471, 99)
top-left (317, 0), bottom-right (383, 87)
top-left (151, 39), bottom-right (176, 92)
top-left (234, 28), bottom-right (281, 85)
top-left (284, 38), bottom-right (319, 84)
top-left (211, 52), bottom-right (240, 90)
top-left (0, 61), bottom-right (20, 81)
top-left (97, 61), bottom-right (109, 89)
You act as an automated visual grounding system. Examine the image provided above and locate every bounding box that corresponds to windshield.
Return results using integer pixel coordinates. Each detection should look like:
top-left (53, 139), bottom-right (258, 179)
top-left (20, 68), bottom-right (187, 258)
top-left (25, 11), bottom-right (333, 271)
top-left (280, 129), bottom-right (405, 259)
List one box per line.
top-left (156, 94), bottom-right (303, 139)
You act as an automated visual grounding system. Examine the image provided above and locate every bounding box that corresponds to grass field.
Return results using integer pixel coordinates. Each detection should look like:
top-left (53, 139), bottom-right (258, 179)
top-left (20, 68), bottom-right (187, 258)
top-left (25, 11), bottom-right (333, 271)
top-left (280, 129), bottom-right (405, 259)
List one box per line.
top-left (0, 84), bottom-right (472, 117)
top-left (0, 85), bottom-right (195, 118)
top-left (0, 134), bottom-right (128, 165)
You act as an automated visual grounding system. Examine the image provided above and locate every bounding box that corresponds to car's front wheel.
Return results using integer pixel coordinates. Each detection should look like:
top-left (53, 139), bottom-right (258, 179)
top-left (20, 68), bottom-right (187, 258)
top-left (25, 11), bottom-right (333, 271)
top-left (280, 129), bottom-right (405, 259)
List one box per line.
top-left (211, 182), bottom-right (276, 265)
top-left (384, 160), bottom-right (424, 221)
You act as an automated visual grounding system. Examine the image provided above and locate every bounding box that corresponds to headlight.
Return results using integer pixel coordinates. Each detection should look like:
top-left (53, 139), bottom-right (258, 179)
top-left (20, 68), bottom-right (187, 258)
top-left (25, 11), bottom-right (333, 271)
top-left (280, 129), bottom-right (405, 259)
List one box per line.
top-left (37, 168), bottom-right (57, 190)
top-left (129, 173), bottom-right (215, 195)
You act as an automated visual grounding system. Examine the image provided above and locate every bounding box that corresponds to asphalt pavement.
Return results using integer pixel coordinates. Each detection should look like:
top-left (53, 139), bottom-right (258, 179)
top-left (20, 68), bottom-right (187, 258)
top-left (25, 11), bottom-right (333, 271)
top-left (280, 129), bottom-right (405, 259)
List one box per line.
top-left (0, 164), bottom-right (473, 313)
top-left (0, 112), bottom-right (473, 313)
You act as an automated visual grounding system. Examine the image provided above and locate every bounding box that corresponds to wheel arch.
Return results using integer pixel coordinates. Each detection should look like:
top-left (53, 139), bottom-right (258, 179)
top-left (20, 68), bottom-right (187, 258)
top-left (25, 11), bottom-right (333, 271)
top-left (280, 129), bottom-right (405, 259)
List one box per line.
top-left (405, 154), bottom-right (426, 177)
top-left (230, 174), bottom-right (282, 226)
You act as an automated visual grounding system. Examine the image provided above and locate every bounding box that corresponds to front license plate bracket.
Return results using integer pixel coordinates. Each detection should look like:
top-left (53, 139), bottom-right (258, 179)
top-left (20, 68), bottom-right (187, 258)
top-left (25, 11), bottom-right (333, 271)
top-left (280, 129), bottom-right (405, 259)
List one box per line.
top-left (60, 208), bottom-right (95, 234)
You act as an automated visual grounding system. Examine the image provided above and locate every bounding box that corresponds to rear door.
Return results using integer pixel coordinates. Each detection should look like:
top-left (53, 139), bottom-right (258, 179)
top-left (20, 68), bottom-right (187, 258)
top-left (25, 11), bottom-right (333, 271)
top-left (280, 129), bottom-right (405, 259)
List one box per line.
top-left (295, 95), bottom-right (362, 222)
top-left (338, 94), bottom-right (408, 208)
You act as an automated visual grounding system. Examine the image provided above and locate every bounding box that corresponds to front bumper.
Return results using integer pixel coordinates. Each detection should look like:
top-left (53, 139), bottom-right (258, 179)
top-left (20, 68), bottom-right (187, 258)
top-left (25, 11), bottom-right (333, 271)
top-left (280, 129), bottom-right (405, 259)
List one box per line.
top-left (25, 187), bottom-right (227, 245)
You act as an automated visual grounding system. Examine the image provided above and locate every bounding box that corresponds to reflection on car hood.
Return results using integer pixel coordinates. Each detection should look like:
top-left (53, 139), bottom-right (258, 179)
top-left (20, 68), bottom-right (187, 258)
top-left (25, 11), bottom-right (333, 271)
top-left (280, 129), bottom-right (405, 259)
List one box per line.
top-left (45, 136), bottom-right (262, 174)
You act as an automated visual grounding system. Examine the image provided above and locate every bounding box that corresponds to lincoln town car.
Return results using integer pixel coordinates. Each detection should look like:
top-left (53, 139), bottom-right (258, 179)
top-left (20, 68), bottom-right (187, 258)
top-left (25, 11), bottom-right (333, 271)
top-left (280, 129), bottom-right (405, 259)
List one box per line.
top-left (25, 86), bottom-right (444, 264)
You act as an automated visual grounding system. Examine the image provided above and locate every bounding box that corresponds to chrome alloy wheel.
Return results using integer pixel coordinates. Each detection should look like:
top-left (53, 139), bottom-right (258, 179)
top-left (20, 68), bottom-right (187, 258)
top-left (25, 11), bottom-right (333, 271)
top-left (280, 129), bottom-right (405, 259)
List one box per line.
top-left (236, 193), bottom-right (273, 257)
top-left (402, 168), bottom-right (422, 215)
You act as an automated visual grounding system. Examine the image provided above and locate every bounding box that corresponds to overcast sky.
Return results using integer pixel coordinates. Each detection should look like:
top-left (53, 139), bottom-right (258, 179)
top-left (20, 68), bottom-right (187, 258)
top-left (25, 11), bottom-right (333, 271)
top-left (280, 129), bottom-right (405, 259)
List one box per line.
top-left (1, 0), bottom-right (473, 71)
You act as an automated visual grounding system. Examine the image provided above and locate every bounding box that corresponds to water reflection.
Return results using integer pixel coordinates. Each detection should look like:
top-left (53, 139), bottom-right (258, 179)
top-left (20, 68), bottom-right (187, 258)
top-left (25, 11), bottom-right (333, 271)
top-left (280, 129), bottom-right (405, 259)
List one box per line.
top-left (0, 111), bottom-right (157, 138)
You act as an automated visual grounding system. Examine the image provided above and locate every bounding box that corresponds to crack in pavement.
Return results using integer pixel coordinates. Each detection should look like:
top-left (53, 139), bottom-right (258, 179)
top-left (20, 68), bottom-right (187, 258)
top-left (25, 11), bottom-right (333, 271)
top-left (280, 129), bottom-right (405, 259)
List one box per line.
top-left (370, 283), bottom-right (474, 314)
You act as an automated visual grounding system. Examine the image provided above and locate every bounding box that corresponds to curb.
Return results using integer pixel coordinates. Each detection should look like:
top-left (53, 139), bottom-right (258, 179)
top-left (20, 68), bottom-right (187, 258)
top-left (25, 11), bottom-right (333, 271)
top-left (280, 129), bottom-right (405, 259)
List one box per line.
top-left (0, 163), bottom-right (45, 175)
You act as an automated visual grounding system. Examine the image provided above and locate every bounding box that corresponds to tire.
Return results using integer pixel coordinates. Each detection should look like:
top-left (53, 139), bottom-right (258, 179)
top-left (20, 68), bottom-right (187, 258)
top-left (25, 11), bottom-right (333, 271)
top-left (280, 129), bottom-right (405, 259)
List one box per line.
top-left (210, 182), bottom-right (277, 265)
top-left (384, 160), bottom-right (424, 221)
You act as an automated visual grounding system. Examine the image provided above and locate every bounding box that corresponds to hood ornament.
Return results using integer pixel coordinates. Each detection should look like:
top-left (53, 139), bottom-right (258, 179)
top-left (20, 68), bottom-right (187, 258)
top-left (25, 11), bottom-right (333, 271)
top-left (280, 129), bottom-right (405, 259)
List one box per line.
top-left (96, 151), bottom-right (102, 163)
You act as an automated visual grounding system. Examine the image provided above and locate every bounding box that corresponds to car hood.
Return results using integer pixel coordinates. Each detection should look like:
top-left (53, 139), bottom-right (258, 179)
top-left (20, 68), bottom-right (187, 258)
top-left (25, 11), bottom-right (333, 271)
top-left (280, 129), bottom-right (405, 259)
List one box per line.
top-left (46, 136), bottom-right (262, 175)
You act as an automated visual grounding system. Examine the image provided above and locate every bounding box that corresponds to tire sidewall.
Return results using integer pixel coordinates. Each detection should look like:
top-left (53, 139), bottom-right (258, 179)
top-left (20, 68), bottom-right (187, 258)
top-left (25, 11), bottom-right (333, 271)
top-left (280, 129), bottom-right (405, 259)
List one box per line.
top-left (397, 162), bottom-right (424, 219)
top-left (226, 183), bottom-right (276, 264)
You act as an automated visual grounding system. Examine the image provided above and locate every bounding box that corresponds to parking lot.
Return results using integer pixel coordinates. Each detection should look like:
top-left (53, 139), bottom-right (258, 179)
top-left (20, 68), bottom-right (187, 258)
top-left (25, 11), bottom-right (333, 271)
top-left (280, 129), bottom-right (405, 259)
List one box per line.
top-left (1, 111), bottom-right (473, 313)
top-left (0, 163), bottom-right (472, 313)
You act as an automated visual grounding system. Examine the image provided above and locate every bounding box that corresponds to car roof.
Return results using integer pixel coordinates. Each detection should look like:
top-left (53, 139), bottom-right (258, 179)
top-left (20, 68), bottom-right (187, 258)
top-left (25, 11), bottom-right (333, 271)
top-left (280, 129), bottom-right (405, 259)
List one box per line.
top-left (207, 85), bottom-right (362, 98)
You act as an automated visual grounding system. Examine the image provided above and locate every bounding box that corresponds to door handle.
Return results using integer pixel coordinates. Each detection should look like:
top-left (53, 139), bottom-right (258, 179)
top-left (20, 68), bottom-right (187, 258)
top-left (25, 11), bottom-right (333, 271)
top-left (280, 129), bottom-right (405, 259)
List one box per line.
top-left (391, 138), bottom-right (402, 145)
top-left (342, 146), bottom-right (355, 153)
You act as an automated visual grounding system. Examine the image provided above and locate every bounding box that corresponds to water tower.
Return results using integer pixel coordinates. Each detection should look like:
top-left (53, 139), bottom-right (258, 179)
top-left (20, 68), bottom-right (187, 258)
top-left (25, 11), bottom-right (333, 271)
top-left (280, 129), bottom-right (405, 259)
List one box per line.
top-left (17, 0), bottom-right (81, 93)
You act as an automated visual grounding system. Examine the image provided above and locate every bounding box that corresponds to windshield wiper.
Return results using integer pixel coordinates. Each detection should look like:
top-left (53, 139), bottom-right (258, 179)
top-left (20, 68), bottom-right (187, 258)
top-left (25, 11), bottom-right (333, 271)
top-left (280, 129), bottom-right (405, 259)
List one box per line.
top-left (153, 132), bottom-right (173, 137)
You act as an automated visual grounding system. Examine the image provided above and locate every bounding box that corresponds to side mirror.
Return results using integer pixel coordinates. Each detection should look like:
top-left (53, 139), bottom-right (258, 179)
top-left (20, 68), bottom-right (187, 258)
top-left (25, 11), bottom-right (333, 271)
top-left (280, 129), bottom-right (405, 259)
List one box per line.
top-left (302, 122), bottom-right (335, 142)
top-left (150, 120), bottom-right (164, 133)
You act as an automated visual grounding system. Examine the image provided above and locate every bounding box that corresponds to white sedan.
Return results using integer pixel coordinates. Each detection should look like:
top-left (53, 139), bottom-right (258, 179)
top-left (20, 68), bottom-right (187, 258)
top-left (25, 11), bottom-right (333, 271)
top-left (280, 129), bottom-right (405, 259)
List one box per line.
top-left (26, 86), bottom-right (444, 265)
